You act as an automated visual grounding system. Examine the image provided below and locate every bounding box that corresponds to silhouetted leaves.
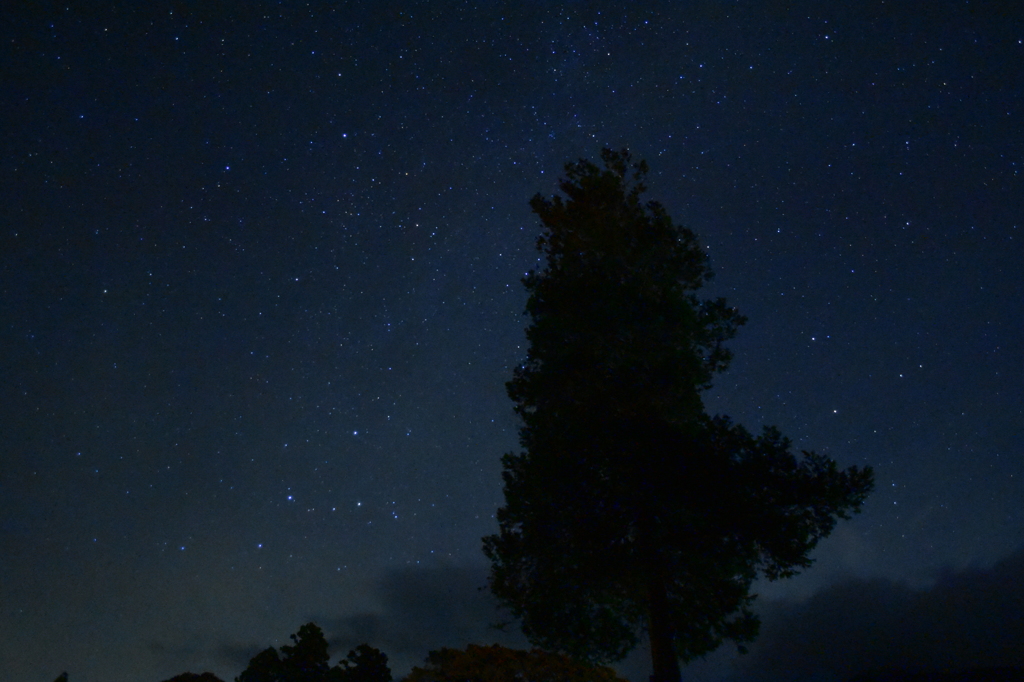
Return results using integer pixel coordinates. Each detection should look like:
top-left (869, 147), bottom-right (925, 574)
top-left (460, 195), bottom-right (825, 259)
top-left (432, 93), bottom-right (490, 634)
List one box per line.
top-left (235, 623), bottom-right (390, 682)
top-left (335, 644), bottom-right (392, 682)
top-left (280, 623), bottom-right (332, 681)
top-left (237, 646), bottom-right (286, 682)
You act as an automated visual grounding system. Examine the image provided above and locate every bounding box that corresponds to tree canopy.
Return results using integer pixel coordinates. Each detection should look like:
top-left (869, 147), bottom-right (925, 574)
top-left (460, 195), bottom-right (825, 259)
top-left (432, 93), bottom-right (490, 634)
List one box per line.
top-left (406, 643), bottom-right (628, 682)
top-left (483, 149), bottom-right (874, 682)
top-left (235, 623), bottom-right (391, 682)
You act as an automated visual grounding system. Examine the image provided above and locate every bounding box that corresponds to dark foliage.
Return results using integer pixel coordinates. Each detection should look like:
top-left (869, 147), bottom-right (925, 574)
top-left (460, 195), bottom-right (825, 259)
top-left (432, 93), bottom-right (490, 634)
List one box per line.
top-left (405, 643), bottom-right (627, 682)
top-left (336, 644), bottom-right (392, 682)
top-left (483, 149), bottom-right (874, 682)
top-left (162, 674), bottom-right (227, 682)
top-left (235, 623), bottom-right (390, 682)
top-left (238, 646), bottom-right (286, 682)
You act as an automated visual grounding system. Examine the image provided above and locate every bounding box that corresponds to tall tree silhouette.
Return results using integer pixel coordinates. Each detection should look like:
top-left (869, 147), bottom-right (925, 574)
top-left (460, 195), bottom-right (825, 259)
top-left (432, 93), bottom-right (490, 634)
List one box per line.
top-left (483, 149), bottom-right (873, 682)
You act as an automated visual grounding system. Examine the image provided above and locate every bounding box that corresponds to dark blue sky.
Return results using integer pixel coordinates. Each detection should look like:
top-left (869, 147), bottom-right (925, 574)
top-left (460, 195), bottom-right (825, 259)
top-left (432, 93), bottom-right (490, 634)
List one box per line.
top-left (2, 3), bottom-right (1022, 681)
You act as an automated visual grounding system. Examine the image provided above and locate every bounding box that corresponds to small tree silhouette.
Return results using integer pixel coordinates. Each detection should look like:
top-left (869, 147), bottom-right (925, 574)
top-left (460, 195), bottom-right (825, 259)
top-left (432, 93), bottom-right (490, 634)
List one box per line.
top-left (235, 623), bottom-right (390, 682)
top-left (335, 644), bottom-right (392, 682)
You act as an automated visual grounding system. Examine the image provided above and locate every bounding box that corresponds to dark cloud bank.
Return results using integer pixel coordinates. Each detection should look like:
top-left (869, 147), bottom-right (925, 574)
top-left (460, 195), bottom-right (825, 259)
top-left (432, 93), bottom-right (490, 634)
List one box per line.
top-left (730, 547), bottom-right (1024, 682)
top-left (323, 563), bottom-right (531, 674)
top-left (218, 563), bottom-right (529, 677)
top-left (215, 548), bottom-right (1024, 682)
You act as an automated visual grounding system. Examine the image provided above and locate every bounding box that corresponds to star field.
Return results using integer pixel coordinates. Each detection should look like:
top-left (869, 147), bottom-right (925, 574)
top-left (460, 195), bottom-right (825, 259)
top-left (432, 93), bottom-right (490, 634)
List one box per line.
top-left (1, 3), bottom-right (1022, 682)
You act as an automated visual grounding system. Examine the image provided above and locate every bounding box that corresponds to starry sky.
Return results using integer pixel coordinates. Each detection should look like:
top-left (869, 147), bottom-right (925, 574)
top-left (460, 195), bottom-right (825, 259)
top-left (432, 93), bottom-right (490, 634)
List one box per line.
top-left (1, 3), bottom-right (1022, 682)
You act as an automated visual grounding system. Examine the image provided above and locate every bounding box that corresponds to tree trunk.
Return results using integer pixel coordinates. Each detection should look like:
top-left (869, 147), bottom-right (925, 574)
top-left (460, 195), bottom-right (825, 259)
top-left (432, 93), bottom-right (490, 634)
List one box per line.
top-left (648, 574), bottom-right (681, 682)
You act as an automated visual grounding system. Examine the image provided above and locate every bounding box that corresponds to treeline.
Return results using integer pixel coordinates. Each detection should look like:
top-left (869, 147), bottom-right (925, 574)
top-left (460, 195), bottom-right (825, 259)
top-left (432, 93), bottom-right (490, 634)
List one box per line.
top-left (50, 621), bottom-right (630, 682)
top-left (48, 626), bottom-right (1024, 682)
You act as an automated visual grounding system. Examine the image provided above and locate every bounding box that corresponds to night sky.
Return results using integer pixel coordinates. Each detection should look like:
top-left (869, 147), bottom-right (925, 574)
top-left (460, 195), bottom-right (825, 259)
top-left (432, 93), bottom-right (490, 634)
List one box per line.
top-left (2, 3), bottom-right (1022, 682)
